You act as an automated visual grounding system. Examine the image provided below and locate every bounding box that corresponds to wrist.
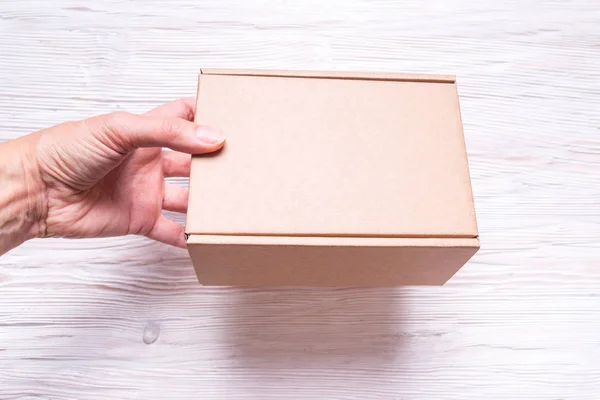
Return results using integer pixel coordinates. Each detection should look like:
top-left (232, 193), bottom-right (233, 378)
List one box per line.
top-left (0, 134), bottom-right (47, 253)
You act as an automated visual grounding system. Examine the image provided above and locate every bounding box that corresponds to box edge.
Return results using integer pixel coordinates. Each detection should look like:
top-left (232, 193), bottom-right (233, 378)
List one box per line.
top-left (186, 234), bottom-right (479, 248)
top-left (199, 68), bottom-right (455, 83)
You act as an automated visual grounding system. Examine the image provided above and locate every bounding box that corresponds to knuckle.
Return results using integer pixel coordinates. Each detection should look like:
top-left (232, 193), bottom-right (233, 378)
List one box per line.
top-left (100, 111), bottom-right (135, 150)
top-left (177, 99), bottom-right (195, 121)
top-left (159, 118), bottom-right (184, 140)
top-left (105, 111), bottom-right (131, 127)
top-left (103, 111), bottom-right (133, 135)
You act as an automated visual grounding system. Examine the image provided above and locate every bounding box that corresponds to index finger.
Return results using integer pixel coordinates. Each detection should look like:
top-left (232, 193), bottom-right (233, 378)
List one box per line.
top-left (145, 98), bottom-right (197, 121)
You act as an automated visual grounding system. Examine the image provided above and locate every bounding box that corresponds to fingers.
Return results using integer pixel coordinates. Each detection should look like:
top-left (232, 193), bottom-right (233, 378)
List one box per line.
top-left (147, 215), bottom-right (187, 249)
top-left (163, 183), bottom-right (189, 213)
top-left (102, 111), bottom-right (225, 154)
top-left (145, 98), bottom-right (196, 121)
top-left (147, 182), bottom-right (190, 247)
top-left (162, 150), bottom-right (191, 177)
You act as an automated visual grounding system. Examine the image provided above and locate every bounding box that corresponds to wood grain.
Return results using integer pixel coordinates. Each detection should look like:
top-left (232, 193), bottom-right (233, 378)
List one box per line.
top-left (1, 0), bottom-right (600, 398)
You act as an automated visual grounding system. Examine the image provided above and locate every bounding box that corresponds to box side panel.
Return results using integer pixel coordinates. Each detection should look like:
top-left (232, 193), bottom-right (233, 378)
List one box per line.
top-left (187, 237), bottom-right (479, 286)
top-left (452, 82), bottom-right (479, 237)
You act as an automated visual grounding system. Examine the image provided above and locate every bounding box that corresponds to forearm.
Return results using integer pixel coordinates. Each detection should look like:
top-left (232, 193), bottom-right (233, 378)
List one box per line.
top-left (0, 136), bottom-right (46, 255)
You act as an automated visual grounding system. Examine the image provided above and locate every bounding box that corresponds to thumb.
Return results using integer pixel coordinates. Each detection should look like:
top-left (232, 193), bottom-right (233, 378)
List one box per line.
top-left (101, 111), bottom-right (225, 154)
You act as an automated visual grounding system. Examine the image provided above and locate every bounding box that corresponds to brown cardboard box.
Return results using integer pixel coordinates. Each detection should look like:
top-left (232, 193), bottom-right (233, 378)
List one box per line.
top-left (186, 69), bottom-right (479, 286)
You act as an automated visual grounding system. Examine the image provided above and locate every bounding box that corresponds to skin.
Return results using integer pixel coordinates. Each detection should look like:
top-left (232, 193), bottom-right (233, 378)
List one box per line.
top-left (0, 98), bottom-right (224, 255)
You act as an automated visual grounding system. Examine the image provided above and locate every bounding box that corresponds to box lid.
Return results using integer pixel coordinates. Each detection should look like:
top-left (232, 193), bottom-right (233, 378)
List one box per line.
top-left (187, 69), bottom-right (478, 239)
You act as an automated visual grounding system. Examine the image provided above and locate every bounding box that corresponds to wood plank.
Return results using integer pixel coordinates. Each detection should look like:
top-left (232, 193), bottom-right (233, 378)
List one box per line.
top-left (1, 0), bottom-right (600, 398)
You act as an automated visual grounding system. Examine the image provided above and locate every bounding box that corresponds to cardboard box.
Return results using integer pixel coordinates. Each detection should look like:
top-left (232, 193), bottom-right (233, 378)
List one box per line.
top-left (186, 69), bottom-right (479, 286)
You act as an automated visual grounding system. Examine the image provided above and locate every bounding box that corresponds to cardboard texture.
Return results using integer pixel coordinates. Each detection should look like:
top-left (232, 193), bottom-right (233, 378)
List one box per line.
top-left (186, 68), bottom-right (479, 286)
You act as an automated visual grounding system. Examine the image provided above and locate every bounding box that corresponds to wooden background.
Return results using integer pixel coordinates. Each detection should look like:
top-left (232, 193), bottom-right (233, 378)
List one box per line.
top-left (1, 1), bottom-right (600, 398)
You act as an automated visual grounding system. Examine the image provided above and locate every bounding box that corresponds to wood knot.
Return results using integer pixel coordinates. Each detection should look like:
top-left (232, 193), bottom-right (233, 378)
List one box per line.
top-left (143, 321), bottom-right (160, 345)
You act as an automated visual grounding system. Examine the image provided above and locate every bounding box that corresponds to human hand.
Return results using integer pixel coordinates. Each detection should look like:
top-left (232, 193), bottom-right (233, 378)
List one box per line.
top-left (0, 98), bottom-right (224, 253)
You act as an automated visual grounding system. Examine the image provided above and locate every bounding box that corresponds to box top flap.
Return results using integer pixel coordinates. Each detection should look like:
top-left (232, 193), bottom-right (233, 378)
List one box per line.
top-left (186, 69), bottom-right (478, 238)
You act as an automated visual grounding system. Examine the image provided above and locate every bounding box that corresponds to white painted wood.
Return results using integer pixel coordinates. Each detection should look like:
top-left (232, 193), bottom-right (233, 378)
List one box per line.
top-left (1, 0), bottom-right (600, 398)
